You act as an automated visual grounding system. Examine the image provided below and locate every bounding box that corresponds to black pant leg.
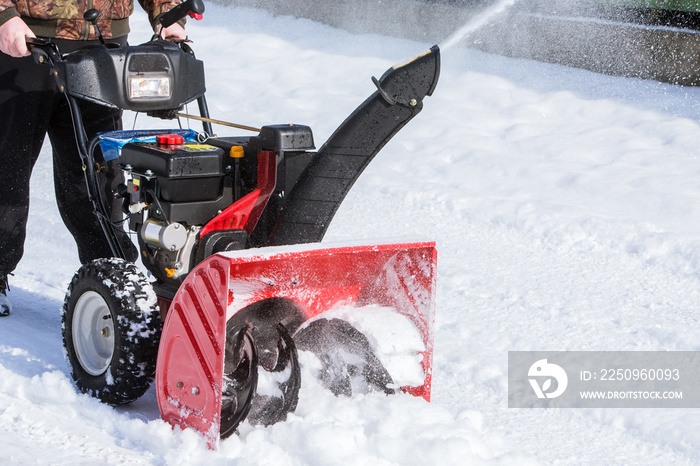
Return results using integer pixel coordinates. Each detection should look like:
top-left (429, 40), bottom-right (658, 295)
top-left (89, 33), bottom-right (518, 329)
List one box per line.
top-left (0, 36), bottom-right (136, 272)
top-left (0, 53), bottom-right (55, 274)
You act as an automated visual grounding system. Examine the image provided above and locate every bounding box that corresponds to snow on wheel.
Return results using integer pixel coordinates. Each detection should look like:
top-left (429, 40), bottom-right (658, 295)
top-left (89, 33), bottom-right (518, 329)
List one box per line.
top-left (62, 258), bottom-right (161, 406)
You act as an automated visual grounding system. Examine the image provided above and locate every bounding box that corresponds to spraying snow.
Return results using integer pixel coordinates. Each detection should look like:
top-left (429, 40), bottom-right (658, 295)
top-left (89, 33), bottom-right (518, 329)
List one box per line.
top-left (441, 0), bottom-right (519, 49)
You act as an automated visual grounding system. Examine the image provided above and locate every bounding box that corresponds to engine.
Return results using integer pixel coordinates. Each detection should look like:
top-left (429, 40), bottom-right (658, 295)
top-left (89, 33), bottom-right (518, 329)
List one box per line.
top-left (115, 126), bottom-right (315, 299)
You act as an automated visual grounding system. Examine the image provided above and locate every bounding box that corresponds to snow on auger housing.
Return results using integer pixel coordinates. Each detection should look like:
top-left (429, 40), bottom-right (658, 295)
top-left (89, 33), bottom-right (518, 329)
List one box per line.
top-left (29, 0), bottom-right (440, 446)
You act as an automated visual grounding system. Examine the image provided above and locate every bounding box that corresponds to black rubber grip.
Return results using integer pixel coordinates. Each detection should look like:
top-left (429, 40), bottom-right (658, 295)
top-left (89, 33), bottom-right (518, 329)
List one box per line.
top-left (159, 0), bottom-right (205, 28)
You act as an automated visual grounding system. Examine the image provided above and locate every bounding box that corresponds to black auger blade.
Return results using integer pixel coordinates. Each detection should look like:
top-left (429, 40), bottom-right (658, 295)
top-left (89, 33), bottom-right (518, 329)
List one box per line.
top-left (220, 326), bottom-right (258, 440)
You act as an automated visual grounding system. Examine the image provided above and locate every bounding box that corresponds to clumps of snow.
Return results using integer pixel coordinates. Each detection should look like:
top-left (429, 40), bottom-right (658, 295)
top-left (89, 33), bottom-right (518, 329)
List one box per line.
top-left (133, 276), bottom-right (159, 313)
top-left (105, 367), bottom-right (115, 386)
top-left (168, 395), bottom-right (206, 420)
top-left (256, 363), bottom-right (290, 398)
top-left (230, 353), bottom-right (513, 464)
top-left (123, 317), bottom-right (158, 340)
top-left (135, 361), bottom-right (149, 378)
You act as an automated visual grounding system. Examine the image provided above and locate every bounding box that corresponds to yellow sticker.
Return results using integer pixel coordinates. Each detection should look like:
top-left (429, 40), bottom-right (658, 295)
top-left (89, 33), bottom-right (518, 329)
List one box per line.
top-left (182, 144), bottom-right (218, 152)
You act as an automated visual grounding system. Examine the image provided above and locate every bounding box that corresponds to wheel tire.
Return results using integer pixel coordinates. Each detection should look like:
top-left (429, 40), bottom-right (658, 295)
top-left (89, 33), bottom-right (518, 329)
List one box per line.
top-left (62, 258), bottom-right (161, 406)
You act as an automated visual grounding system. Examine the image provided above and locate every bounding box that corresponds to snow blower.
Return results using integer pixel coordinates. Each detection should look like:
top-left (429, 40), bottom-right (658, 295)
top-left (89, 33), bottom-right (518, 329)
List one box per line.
top-left (30, 0), bottom-right (440, 446)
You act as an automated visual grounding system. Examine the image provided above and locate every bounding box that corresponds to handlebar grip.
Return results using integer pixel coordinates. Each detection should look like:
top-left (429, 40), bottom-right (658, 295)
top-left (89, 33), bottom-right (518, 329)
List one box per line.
top-left (26, 37), bottom-right (49, 48)
top-left (26, 37), bottom-right (61, 65)
top-left (159, 0), bottom-right (205, 29)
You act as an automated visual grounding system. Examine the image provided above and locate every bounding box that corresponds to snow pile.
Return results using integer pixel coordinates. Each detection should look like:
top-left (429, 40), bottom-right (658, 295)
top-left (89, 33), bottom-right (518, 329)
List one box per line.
top-left (1, 3), bottom-right (700, 464)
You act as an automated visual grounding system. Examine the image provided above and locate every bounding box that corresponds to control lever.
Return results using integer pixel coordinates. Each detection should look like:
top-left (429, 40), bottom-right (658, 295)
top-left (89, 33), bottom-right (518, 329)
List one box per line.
top-left (158, 0), bottom-right (205, 29)
top-left (83, 9), bottom-right (105, 45)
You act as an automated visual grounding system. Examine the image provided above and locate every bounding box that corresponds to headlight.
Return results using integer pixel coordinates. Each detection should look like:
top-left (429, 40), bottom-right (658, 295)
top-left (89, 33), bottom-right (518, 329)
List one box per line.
top-left (128, 75), bottom-right (171, 100)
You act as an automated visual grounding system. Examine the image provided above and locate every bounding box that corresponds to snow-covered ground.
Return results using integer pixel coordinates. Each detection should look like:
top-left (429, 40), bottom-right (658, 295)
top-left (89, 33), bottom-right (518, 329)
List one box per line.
top-left (3, 3), bottom-right (700, 464)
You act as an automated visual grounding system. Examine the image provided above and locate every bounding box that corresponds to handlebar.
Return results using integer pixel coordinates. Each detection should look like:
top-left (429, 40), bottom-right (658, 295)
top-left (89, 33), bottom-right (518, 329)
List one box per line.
top-left (159, 0), bottom-right (205, 29)
top-left (25, 0), bottom-right (204, 60)
top-left (24, 3), bottom-right (207, 112)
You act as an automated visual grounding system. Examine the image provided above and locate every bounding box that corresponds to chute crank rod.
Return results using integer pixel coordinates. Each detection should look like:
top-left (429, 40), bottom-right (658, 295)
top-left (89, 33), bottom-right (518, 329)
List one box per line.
top-left (175, 112), bottom-right (261, 133)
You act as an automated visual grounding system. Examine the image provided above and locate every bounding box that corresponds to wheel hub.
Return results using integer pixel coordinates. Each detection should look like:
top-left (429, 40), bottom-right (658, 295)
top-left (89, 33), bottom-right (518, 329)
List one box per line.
top-left (72, 290), bottom-right (115, 376)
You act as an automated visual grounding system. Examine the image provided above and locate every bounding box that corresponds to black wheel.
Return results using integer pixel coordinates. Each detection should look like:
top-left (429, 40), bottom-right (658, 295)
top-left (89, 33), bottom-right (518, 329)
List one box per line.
top-left (62, 258), bottom-right (161, 406)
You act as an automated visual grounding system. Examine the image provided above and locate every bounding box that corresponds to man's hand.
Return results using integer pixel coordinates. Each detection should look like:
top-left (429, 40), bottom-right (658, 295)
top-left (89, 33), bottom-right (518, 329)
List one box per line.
top-left (0, 17), bottom-right (35, 57)
top-left (160, 23), bottom-right (186, 42)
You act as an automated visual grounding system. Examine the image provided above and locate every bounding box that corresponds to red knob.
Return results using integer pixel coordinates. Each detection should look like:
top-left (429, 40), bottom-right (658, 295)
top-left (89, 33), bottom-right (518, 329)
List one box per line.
top-left (157, 134), bottom-right (184, 145)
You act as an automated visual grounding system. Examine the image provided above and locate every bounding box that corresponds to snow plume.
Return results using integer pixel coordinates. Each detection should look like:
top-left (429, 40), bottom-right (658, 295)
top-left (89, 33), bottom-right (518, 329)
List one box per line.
top-left (441, 0), bottom-right (519, 49)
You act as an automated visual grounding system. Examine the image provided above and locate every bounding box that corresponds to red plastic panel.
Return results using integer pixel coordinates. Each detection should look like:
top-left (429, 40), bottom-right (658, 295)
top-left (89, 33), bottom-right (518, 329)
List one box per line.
top-left (199, 189), bottom-right (259, 237)
top-left (156, 256), bottom-right (230, 448)
top-left (199, 150), bottom-right (277, 238)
